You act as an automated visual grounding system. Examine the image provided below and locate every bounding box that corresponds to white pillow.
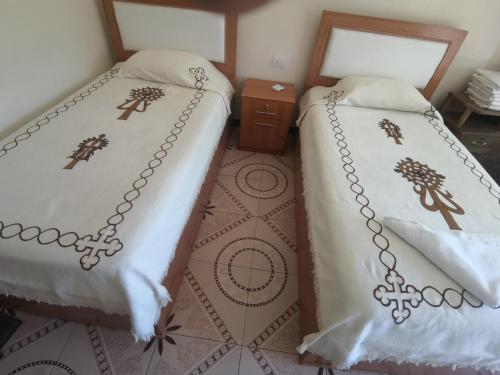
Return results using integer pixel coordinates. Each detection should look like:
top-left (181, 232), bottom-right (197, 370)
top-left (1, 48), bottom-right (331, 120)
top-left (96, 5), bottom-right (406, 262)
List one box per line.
top-left (334, 76), bottom-right (430, 113)
top-left (118, 49), bottom-right (234, 111)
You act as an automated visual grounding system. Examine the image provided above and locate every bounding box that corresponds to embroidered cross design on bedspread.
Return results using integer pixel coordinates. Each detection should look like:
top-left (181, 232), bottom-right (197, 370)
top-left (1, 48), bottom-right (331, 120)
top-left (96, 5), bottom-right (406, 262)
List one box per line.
top-left (395, 157), bottom-right (465, 230)
top-left (75, 225), bottom-right (123, 270)
top-left (374, 270), bottom-right (423, 324)
top-left (378, 118), bottom-right (403, 145)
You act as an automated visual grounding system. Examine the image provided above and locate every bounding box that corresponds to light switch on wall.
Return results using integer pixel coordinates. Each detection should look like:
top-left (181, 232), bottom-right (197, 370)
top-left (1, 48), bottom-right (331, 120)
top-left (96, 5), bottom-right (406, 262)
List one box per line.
top-left (272, 55), bottom-right (287, 69)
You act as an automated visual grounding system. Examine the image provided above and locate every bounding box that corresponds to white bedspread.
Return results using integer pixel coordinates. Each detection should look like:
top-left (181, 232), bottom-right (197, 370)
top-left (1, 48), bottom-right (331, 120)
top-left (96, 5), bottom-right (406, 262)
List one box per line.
top-left (0, 64), bottom-right (230, 340)
top-left (297, 87), bottom-right (500, 370)
top-left (383, 217), bottom-right (500, 308)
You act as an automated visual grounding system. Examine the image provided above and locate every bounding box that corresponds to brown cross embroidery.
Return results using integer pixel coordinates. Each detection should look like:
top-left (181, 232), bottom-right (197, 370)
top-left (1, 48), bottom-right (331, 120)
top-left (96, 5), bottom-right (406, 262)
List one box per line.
top-left (379, 118), bottom-right (403, 145)
top-left (117, 87), bottom-right (165, 120)
top-left (64, 134), bottom-right (108, 170)
top-left (374, 270), bottom-right (423, 324)
top-left (75, 225), bottom-right (123, 270)
top-left (395, 157), bottom-right (465, 230)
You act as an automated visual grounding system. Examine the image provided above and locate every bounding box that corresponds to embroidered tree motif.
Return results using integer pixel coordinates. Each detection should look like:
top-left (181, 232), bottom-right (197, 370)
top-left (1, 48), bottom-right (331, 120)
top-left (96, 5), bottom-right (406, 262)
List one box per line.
top-left (379, 118), bottom-right (403, 145)
top-left (374, 269), bottom-right (423, 324)
top-left (64, 134), bottom-right (108, 170)
top-left (117, 87), bottom-right (165, 120)
top-left (395, 157), bottom-right (465, 230)
top-left (143, 314), bottom-right (181, 356)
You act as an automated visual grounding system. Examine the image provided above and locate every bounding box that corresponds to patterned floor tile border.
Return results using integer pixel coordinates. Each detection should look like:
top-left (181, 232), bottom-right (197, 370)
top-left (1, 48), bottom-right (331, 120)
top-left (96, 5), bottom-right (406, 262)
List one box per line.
top-left (260, 198), bottom-right (297, 252)
top-left (194, 179), bottom-right (252, 250)
top-left (0, 320), bottom-right (66, 360)
top-left (247, 302), bottom-right (302, 375)
top-left (87, 326), bottom-right (113, 375)
top-left (184, 268), bottom-right (236, 344)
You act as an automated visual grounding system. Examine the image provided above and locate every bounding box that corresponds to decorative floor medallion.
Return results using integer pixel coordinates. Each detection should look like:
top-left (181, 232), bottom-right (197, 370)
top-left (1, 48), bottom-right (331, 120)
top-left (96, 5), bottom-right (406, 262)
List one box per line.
top-left (214, 238), bottom-right (288, 307)
top-left (235, 163), bottom-right (288, 199)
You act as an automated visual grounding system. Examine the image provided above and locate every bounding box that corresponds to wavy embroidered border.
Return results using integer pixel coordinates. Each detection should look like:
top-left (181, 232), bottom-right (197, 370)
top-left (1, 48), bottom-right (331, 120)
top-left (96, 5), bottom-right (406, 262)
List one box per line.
top-left (424, 107), bottom-right (500, 201)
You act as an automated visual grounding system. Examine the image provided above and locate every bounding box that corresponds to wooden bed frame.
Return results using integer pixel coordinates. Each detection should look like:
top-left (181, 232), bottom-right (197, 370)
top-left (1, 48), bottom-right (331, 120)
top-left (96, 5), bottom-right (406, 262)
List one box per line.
top-left (0, 0), bottom-right (237, 336)
top-left (296, 11), bottom-right (483, 375)
top-left (102, 0), bottom-right (238, 85)
top-left (305, 11), bottom-right (467, 98)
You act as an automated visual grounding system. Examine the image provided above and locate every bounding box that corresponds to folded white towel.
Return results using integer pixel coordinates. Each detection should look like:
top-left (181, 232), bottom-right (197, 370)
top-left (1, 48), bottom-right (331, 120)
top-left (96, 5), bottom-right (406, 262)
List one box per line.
top-left (476, 69), bottom-right (500, 88)
top-left (467, 85), bottom-right (500, 105)
top-left (466, 90), bottom-right (500, 111)
top-left (469, 80), bottom-right (500, 100)
top-left (473, 74), bottom-right (499, 92)
top-left (383, 217), bottom-right (500, 308)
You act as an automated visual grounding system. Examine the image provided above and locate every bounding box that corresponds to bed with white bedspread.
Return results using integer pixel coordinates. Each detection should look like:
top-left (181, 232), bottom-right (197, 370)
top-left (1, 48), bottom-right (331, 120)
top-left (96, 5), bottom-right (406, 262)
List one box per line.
top-left (297, 80), bottom-right (500, 370)
top-left (0, 58), bottom-right (232, 340)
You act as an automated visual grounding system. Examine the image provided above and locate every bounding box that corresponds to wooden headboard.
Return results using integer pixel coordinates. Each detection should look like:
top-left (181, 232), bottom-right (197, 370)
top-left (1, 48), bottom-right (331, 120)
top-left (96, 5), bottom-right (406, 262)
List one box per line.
top-left (305, 11), bottom-right (467, 98)
top-left (101, 0), bottom-right (237, 84)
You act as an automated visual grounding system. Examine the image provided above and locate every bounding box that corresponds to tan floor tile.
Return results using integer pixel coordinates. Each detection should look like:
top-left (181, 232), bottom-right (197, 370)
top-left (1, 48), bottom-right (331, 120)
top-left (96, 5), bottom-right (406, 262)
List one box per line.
top-left (239, 346), bottom-right (318, 375)
top-left (192, 217), bottom-right (257, 267)
top-left (2, 311), bottom-right (55, 348)
top-left (255, 162), bottom-right (295, 217)
top-left (187, 259), bottom-right (250, 345)
top-left (219, 128), bottom-right (266, 178)
top-left (171, 271), bottom-right (234, 344)
top-left (99, 325), bottom-right (153, 375)
top-left (242, 270), bottom-right (299, 346)
top-left (0, 321), bottom-right (75, 375)
top-left (57, 325), bottom-right (118, 375)
top-left (207, 178), bottom-right (253, 217)
top-left (252, 219), bottom-right (297, 274)
top-left (214, 175), bottom-right (260, 216)
top-left (146, 334), bottom-right (240, 375)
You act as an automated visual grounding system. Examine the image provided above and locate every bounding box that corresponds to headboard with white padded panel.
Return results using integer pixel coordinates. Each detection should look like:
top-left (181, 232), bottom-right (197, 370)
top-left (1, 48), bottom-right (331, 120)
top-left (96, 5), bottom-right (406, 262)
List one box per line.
top-left (306, 11), bottom-right (467, 99)
top-left (102, 0), bottom-right (237, 84)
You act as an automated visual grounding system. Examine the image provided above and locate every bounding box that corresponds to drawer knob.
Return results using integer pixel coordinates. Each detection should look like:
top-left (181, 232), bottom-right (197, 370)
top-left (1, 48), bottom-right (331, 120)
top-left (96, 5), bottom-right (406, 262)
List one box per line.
top-left (257, 110), bottom-right (276, 115)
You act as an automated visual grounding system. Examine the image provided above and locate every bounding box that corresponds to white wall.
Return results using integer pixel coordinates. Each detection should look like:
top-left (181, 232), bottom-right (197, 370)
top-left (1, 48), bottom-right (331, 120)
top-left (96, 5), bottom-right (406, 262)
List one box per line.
top-left (0, 0), bottom-right (113, 139)
top-left (236, 0), bottom-right (500, 108)
top-left (1, 0), bottom-right (499, 131)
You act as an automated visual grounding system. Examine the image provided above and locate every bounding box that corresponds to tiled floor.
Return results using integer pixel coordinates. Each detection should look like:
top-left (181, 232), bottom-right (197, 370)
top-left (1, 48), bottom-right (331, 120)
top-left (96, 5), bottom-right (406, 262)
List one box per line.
top-left (0, 128), bottom-right (371, 375)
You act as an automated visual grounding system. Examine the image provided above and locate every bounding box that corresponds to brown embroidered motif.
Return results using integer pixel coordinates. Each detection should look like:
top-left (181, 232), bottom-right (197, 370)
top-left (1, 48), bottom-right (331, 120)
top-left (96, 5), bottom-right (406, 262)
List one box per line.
top-left (117, 87), bottom-right (165, 120)
top-left (395, 157), bottom-right (465, 230)
top-left (64, 134), bottom-right (108, 170)
top-left (379, 118), bottom-right (403, 145)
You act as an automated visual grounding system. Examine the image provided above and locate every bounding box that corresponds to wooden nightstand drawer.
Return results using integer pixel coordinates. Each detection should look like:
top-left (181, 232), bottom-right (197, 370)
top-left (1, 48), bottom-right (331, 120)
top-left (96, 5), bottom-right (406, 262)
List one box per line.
top-left (240, 116), bottom-right (286, 151)
top-left (242, 98), bottom-right (289, 120)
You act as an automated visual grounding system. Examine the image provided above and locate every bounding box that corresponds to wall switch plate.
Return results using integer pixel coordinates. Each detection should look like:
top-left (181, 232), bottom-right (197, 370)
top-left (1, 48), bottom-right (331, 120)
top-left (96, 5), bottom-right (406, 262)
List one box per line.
top-left (272, 56), bottom-right (287, 69)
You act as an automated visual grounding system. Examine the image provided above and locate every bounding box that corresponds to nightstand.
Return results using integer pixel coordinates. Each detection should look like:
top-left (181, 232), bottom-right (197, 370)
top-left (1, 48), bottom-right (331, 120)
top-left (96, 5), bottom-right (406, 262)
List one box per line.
top-left (239, 79), bottom-right (296, 154)
top-left (440, 92), bottom-right (500, 183)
